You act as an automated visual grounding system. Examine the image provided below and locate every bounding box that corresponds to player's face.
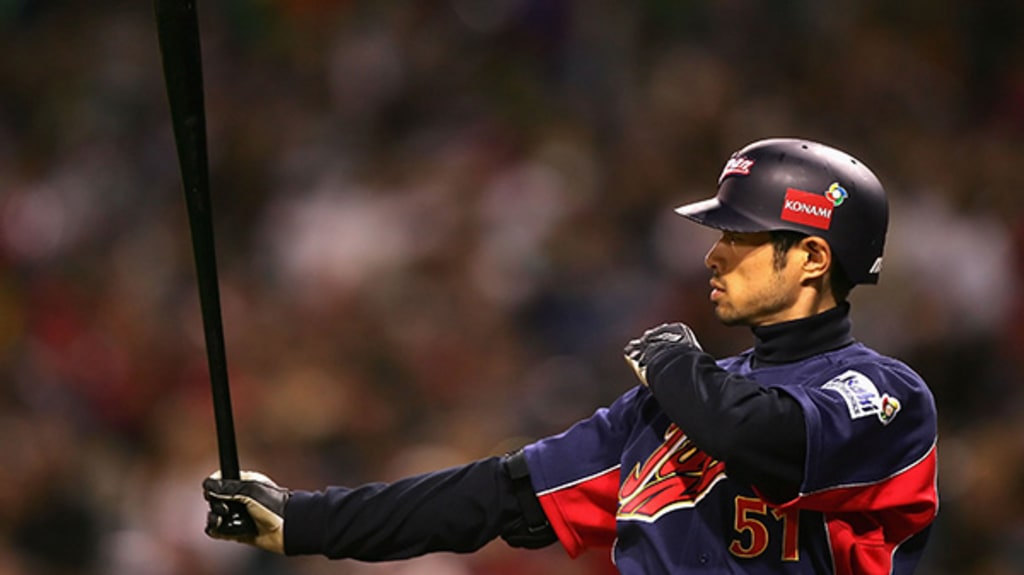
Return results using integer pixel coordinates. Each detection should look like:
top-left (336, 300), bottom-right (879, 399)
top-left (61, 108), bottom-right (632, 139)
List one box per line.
top-left (704, 231), bottom-right (804, 327)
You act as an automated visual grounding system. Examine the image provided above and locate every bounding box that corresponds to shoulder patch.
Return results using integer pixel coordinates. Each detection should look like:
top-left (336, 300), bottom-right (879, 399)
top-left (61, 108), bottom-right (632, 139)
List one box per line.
top-left (822, 370), bottom-right (900, 425)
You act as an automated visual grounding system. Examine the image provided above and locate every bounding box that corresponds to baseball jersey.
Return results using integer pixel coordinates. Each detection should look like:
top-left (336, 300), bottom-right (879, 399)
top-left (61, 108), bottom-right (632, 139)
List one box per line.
top-left (523, 313), bottom-right (938, 574)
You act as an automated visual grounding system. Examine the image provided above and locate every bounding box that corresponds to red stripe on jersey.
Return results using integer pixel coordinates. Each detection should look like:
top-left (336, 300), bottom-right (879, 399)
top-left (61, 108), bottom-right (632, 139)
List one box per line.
top-left (536, 466), bottom-right (621, 557)
top-left (784, 444), bottom-right (938, 575)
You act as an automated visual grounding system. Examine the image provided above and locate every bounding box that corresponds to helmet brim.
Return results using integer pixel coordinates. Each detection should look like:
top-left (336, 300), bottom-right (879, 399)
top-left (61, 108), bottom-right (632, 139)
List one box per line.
top-left (674, 197), bottom-right (767, 233)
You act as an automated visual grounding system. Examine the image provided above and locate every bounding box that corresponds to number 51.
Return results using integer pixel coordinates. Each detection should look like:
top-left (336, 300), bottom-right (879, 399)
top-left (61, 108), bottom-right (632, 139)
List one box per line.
top-left (729, 496), bottom-right (801, 561)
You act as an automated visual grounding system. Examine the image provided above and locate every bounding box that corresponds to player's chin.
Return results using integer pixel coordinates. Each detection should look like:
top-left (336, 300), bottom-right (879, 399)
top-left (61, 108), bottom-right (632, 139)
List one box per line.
top-left (712, 304), bottom-right (747, 327)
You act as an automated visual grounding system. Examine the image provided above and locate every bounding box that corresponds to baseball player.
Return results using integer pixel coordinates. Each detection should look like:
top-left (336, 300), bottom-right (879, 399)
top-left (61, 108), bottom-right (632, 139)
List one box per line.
top-left (204, 138), bottom-right (939, 574)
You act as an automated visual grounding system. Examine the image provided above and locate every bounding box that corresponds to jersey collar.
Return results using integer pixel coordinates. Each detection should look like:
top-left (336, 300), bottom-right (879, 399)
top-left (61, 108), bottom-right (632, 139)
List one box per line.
top-left (750, 302), bottom-right (854, 365)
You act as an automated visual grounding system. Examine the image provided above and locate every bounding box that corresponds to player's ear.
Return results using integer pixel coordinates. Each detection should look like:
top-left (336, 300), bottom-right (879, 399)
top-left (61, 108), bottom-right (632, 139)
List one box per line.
top-left (798, 236), bottom-right (831, 281)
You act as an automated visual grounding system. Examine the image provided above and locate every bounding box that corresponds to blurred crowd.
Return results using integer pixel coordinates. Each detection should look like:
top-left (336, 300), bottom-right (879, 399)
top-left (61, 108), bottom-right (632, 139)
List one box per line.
top-left (2, 1), bottom-right (1024, 573)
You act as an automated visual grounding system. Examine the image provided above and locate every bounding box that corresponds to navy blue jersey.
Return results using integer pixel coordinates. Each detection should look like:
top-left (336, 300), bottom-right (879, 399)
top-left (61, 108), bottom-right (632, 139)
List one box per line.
top-left (523, 341), bottom-right (938, 574)
top-left (281, 306), bottom-right (937, 573)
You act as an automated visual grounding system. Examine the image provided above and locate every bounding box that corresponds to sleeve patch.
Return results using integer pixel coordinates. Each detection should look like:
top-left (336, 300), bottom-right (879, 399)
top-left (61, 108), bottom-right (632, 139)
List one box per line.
top-left (822, 370), bottom-right (901, 425)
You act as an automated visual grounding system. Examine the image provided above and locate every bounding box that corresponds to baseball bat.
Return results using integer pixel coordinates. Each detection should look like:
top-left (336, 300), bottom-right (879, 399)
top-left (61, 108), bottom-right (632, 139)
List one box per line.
top-left (154, 0), bottom-right (254, 535)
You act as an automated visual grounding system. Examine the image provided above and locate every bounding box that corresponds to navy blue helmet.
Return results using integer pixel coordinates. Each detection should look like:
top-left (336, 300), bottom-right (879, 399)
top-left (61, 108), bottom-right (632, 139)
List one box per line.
top-left (675, 138), bottom-right (889, 285)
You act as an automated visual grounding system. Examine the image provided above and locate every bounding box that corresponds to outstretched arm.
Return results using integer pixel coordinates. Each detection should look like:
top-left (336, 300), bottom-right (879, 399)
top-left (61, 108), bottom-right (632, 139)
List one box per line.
top-left (204, 455), bottom-right (556, 559)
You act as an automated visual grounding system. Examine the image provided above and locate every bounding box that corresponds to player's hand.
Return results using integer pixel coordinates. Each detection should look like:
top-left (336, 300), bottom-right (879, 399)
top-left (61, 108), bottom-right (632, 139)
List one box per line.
top-left (203, 470), bottom-right (291, 554)
top-left (624, 323), bottom-right (702, 387)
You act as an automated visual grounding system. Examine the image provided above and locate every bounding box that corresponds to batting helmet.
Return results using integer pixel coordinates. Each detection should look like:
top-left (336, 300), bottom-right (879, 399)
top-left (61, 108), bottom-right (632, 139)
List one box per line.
top-left (674, 138), bottom-right (888, 285)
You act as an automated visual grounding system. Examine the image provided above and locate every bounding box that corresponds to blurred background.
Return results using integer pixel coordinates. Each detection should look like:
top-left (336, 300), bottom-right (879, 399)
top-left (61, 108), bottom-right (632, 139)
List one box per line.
top-left (1, 1), bottom-right (1023, 573)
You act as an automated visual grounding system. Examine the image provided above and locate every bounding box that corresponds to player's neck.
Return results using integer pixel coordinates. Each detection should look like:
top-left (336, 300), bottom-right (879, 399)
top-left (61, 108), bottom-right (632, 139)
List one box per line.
top-left (750, 303), bottom-right (854, 365)
top-left (789, 281), bottom-right (838, 322)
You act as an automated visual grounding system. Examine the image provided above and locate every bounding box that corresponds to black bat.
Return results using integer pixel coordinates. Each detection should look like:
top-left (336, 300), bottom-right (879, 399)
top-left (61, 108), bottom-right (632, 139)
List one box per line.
top-left (154, 0), bottom-right (254, 535)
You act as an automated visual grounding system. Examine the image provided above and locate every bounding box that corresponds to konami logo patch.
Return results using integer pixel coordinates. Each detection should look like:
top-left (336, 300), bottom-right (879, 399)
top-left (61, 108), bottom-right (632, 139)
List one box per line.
top-left (780, 188), bottom-right (834, 230)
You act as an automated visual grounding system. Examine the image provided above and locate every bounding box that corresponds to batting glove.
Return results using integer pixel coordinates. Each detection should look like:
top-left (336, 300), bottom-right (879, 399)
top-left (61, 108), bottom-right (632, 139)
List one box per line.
top-left (203, 470), bottom-right (290, 554)
top-left (624, 323), bottom-right (703, 387)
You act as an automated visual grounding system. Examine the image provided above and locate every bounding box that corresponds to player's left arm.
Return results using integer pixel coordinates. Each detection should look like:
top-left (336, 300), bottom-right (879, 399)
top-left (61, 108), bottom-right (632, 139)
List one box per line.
top-left (779, 359), bottom-right (939, 509)
top-left (624, 323), bottom-right (806, 502)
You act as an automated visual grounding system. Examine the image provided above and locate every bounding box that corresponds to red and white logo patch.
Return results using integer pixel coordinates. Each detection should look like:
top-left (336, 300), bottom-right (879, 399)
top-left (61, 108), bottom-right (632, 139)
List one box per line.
top-left (780, 188), bottom-right (834, 230)
top-left (617, 424), bottom-right (726, 521)
top-left (718, 156), bottom-right (755, 184)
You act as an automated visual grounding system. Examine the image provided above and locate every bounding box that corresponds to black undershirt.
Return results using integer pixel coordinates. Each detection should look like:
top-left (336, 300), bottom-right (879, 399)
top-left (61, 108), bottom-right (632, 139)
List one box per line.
top-left (285, 457), bottom-right (523, 559)
top-left (751, 302), bottom-right (854, 366)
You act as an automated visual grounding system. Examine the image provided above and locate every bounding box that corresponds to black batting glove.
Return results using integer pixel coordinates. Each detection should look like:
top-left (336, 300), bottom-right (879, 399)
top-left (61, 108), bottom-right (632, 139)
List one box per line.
top-left (624, 323), bottom-right (703, 387)
top-left (203, 470), bottom-right (291, 554)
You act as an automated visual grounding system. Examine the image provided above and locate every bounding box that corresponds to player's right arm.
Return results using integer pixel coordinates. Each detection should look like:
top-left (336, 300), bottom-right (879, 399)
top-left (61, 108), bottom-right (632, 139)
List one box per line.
top-left (204, 455), bottom-right (557, 559)
top-left (205, 386), bottom-right (641, 560)
top-left (518, 387), bottom-right (644, 557)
